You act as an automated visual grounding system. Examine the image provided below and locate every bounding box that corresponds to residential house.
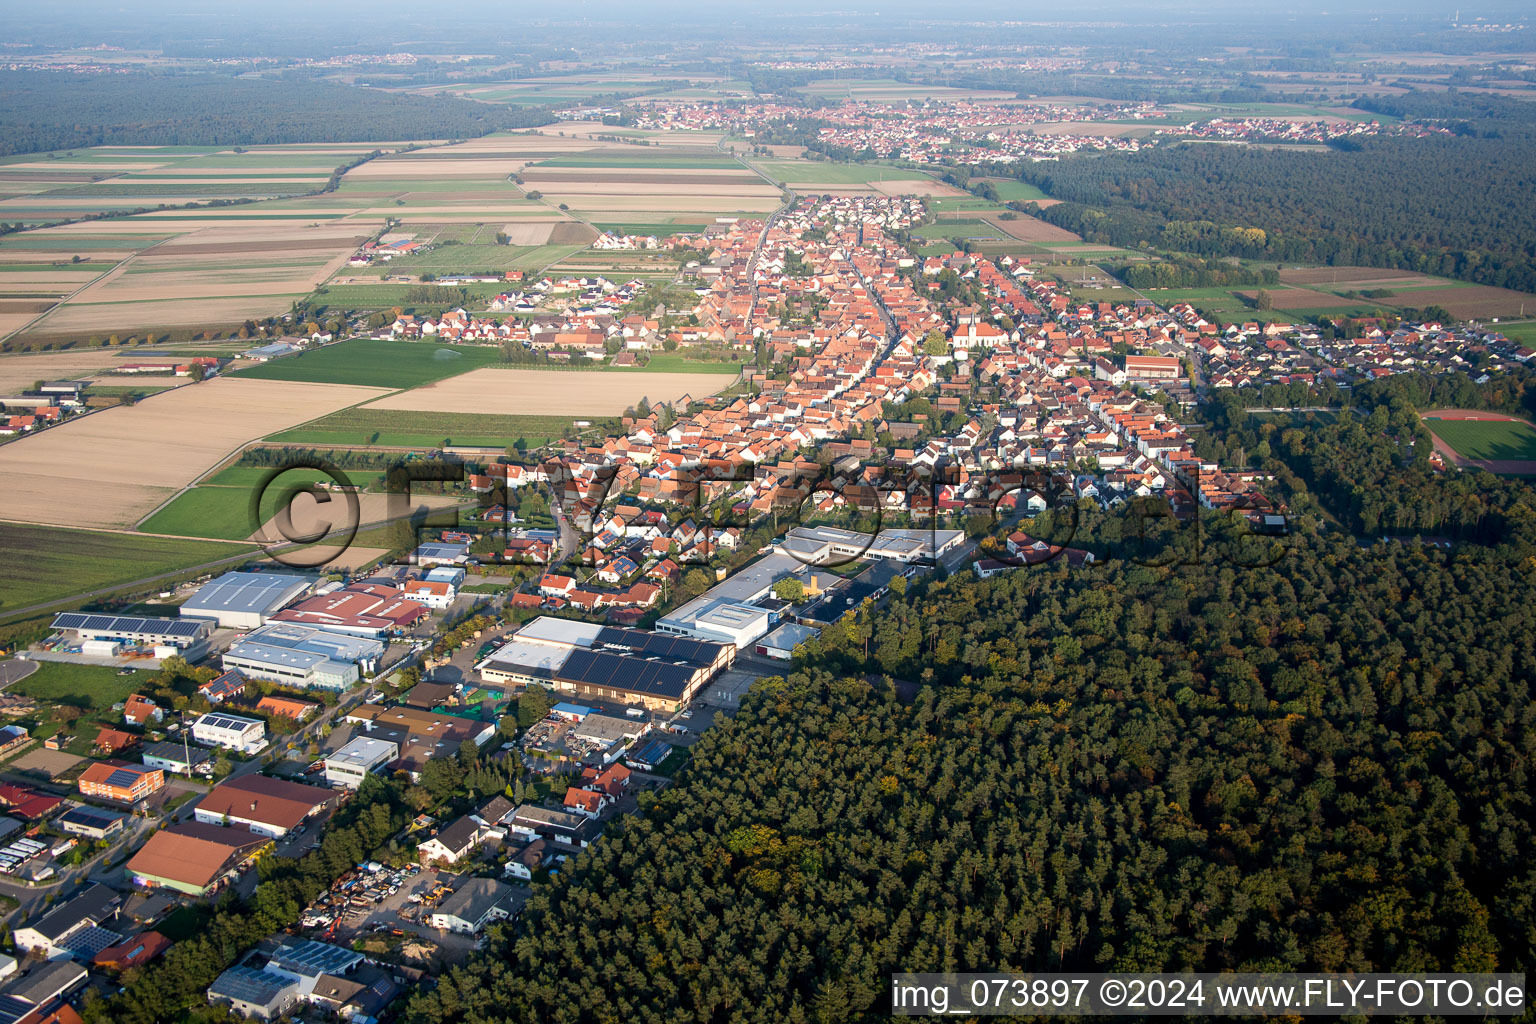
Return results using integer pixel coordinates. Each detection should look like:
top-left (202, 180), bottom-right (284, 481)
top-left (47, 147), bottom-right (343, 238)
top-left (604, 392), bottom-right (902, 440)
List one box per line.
top-left (417, 815), bottom-right (489, 865)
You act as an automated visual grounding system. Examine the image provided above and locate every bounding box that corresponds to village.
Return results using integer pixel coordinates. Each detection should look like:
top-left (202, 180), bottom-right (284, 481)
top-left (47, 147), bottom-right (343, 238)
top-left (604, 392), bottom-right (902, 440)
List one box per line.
top-left (0, 162), bottom-right (1530, 1024)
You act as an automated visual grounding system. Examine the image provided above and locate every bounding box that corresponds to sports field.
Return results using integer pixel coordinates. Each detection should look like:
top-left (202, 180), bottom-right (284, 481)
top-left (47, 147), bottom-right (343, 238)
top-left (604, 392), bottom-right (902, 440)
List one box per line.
top-left (1424, 418), bottom-right (1536, 462)
top-left (0, 522), bottom-right (252, 617)
top-left (231, 338), bottom-right (505, 389)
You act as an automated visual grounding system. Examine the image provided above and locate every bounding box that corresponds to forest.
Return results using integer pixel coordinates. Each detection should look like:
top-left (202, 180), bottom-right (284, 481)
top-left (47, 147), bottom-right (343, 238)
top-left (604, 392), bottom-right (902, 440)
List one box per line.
top-left (399, 508), bottom-right (1535, 1023)
top-left (0, 72), bottom-right (554, 155)
top-left (1013, 92), bottom-right (1536, 293)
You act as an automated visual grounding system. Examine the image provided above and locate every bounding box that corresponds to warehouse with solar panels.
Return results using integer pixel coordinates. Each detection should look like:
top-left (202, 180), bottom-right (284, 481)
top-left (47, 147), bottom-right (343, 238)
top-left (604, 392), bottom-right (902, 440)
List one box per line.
top-left (179, 571), bottom-right (312, 629)
top-left (477, 616), bottom-right (732, 713)
top-left (49, 612), bottom-right (213, 660)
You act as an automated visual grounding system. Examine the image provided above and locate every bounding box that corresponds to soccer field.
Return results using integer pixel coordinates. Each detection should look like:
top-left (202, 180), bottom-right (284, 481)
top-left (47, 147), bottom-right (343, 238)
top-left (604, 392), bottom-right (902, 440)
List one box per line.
top-left (1424, 419), bottom-right (1536, 462)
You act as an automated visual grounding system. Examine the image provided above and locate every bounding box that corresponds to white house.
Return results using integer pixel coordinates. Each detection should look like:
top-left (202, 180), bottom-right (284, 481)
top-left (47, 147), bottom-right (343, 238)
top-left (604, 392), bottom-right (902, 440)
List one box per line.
top-left (190, 712), bottom-right (266, 754)
top-left (429, 878), bottom-right (517, 934)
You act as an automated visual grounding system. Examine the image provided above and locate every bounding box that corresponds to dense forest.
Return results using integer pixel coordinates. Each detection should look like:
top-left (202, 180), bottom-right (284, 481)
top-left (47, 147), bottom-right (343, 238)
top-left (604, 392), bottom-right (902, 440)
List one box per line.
top-left (401, 513), bottom-right (1535, 1023)
top-left (1015, 92), bottom-right (1536, 293)
top-left (0, 72), bottom-right (554, 155)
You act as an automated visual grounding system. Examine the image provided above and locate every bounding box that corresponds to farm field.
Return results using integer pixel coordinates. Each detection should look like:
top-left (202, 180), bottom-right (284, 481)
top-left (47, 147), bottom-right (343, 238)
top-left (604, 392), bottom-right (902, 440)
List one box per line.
top-left (912, 220), bottom-right (1005, 241)
top-left (751, 160), bottom-right (931, 186)
top-left (0, 522), bottom-right (252, 618)
top-left (230, 338), bottom-right (505, 389)
top-left (344, 241), bottom-right (586, 275)
top-left (0, 143), bottom-right (375, 226)
top-left (792, 78), bottom-right (1014, 102)
top-left (983, 213), bottom-right (1080, 243)
top-left (0, 349), bottom-right (194, 389)
top-left (548, 251), bottom-right (684, 279)
top-left (0, 377), bottom-right (388, 529)
top-left (267, 409), bottom-right (597, 449)
top-left (12, 222), bottom-right (377, 339)
top-left (360, 367), bottom-right (726, 417)
top-left (612, 354), bottom-right (741, 374)
top-left (1235, 287), bottom-right (1358, 310)
top-left (393, 73), bottom-right (723, 107)
top-left (308, 282), bottom-right (513, 311)
top-left (1422, 418), bottom-right (1536, 462)
top-left (1275, 266), bottom-right (1536, 319)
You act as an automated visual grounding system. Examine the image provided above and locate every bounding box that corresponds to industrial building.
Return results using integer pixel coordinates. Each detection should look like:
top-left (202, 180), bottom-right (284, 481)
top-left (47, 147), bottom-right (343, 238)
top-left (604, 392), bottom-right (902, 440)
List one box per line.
top-left (126, 822), bottom-right (268, 896)
top-left (654, 552), bottom-right (827, 647)
top-left (221, 622), bottom-right (382, 691)
top-left (778, 525), bottom-right (965, 565)
top-left (755, 622), bottom-right (821, 660)
top-left (55, 805), bottom-right (127, 841)
top-left (271, 584), bottom-right (428, 637)
top-left (341, 705), bottom-right (494, 771)
top-left (179, 571), bottom-right (311, 629)
top-left (477, 617), bottom-right (732, 712)
top-left (48, 612), bottom-right (213, 661)
top-left (190, 712), bottom-right (266, 754)
top-left (323, 737), bottom-right (399, 789)
top-left (194, 774), bottom-right (336, 839)
top-left (12, 883), bottom-right (120, 959)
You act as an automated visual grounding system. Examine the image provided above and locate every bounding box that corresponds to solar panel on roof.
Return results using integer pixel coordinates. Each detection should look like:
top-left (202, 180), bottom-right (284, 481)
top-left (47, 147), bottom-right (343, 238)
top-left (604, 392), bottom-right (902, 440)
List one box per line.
top-left (60, 925), bottom-right (121, 958)
top-left (213, 966), bottom-right (291, 1003)
top-left (270, 939), bottom-right (362, 976)
top-left (103, 768), bottom-right (143, 789)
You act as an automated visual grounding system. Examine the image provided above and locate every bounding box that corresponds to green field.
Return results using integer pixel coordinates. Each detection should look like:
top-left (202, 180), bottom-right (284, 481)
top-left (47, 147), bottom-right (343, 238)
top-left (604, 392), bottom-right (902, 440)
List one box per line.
top-left (1496, 322), bottom-right (1536, 350)
top-left (230, 338), bottom-right (504, 389)
top-left (139, 476), bottom-right (361, 541)
top-left (9, 660), bottom-right (149, 718)
top-left (139, 463), bottom-right (368, 541)
top-left (929, 197), bottom-right (1006, 214)
top-left (982, 179), bottom-right (1051, 202)
top-left (912, 219), bottom-right (1005, 240)
top-left (535, 156), bottom-right (743, 169)
top-left (200, 464), bottom-right (371, 488)
top-left (751, 160), bottom-right (931, 185)
top-left (1424, 418), bottom-right (1536, 462)
top-left (0, 524), bottom-right (253, 618)
top-left (267, 408), bottom-right (604, 449)
top-left (10, 661), bottom-right (150, 713)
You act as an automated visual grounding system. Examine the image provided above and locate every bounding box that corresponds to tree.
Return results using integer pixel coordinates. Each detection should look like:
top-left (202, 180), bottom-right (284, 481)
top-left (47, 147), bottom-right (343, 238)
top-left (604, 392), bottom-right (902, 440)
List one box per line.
top-left (515, 686), bottom-right (552, 728)
top-left (772, 578), bottom-right (805, 602)
top-left (1256, 289), bottom-right (1274, 311)
top-left (681, 568), bottom-right (714, 597)
top-left (922, 329), bottom-right (949, 357)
